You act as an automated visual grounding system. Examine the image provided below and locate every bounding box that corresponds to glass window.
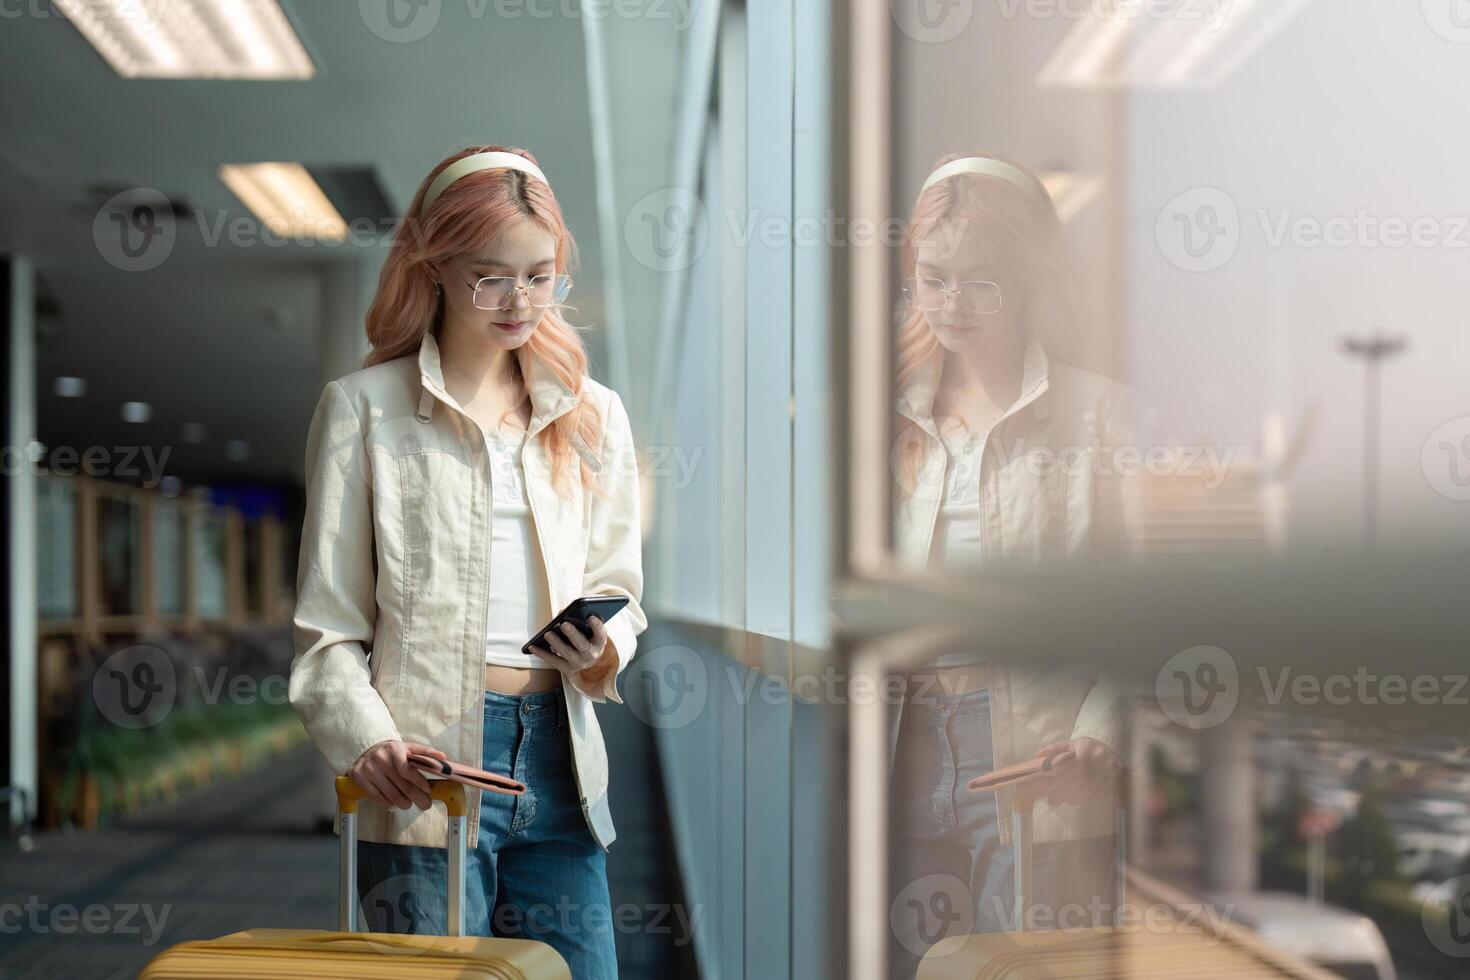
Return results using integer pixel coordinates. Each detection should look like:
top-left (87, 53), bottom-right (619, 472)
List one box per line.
top-left (36, 476), bottom-right (75, 620)
top-left (97, 493), bottom-right (140, 617)
top-left (840, 4), bottom-right (1470, 979)
top-left (153, 497), bottom-right (187, 616)
top-left (193, 507), bottom-right (228, 619)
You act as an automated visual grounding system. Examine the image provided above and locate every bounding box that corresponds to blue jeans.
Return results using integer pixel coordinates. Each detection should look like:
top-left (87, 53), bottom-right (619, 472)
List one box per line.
top-left (889, 686), bottom-right (1120, 978)
top-left (889, 687), bottom-right (1012, 977)
top-left (356, 688), bottom-right (617, 979)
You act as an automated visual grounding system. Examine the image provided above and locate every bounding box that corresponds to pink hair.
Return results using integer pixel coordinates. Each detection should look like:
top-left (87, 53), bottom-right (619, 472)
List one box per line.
top-left (364, 145), bottom-right (602, 498)
top-left (894, 152), bottom-right (1076, 495)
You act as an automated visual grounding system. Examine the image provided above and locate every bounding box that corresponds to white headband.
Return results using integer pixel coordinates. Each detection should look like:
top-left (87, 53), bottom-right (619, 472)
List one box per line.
top-left (419, 151), bottom-right (549, 216)
top-left (920, 156), bottom-right (1052, 211)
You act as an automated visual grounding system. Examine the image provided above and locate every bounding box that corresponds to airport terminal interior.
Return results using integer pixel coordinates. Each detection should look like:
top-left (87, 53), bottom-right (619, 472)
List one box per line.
top-left (3, 1), bottom-right (1470, 978)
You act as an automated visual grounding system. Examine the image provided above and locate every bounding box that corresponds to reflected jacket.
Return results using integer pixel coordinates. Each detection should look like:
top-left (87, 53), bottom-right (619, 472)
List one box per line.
top-left (891, 332), bottom-right (1134, 846)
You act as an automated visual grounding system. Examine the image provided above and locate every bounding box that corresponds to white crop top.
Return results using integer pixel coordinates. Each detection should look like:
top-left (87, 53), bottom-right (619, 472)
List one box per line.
top-left (482, 423), bottom-right (556, 669)
top-left (929, 416), bottom-right (988, 569)
top-left (927, 416), bottom-right (991, 670)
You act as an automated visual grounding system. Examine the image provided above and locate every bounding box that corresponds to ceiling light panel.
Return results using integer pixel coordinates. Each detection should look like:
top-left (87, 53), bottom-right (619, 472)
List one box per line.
top-left (219, 163), bottom-right (349, 241)
top-left (54, 0), bottom-right (314, 79)
top-left (1037, 0), bottom-right (1314, 89)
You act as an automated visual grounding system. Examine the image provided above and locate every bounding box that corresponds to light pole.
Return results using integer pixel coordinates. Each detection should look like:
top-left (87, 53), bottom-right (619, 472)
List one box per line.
top-left (1341, 333), bottom-right (1407, 548)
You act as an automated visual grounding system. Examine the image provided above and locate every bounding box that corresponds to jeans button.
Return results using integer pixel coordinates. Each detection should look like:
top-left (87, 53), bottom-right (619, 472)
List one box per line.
top-left (521, 702), bottom-right (530, 716)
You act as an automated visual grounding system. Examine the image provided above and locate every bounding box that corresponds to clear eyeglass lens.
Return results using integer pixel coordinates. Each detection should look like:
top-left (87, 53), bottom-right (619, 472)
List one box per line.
top-left (470, 274), bottom-right (571, 310)
top-left (904, 277), bottom-right (1002, 315)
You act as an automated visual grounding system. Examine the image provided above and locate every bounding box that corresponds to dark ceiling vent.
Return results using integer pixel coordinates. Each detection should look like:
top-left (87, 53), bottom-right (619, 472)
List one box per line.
top-left (76, 184), bottom-right (195, 220)
top-left (306, 166), bottom-right (394, 229)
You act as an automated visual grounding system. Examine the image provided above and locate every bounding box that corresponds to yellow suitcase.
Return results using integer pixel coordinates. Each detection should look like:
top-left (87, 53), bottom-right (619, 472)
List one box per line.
top-left (140, 777), bottom-right (570, 979)
top-left (917, 927), bottom-right (1339, 980)
top-left (917, 800), bottom-right (1335, 979)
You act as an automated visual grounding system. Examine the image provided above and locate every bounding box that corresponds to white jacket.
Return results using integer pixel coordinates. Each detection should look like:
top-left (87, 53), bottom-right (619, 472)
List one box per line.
top-left (891, 333), bottom-right (1133, 845)
top-left (289, 329), bottom-right (647, 850)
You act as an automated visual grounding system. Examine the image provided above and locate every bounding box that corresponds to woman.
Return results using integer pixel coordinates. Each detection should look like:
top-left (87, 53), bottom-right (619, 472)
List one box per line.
top-left (887, 153), bottom-right (1132, 975)
top-left (289, 145), bottom-right (645, 978)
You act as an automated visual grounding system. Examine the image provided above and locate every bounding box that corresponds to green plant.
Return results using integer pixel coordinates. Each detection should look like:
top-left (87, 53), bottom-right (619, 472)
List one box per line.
top-left (57, 697), bottom-right (302, 827)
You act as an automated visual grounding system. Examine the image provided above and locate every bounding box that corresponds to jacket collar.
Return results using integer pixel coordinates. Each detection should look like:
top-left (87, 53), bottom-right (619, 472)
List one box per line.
top-left (894, 328), bottom-right (1052, 433)
top-left (416, 329), bottom-right (579, 433)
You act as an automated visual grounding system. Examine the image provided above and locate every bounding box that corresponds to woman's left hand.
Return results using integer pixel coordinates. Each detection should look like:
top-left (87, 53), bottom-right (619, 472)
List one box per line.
top-left (529, 615), bottom-right (609, 674)
top-left (1032, 737), bottom-right (1122, 807)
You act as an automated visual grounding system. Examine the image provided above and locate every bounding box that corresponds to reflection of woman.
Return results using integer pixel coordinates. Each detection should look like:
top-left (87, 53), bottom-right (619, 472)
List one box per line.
top-left (289, 146), bottom-right (645, 977)
top-left (888, 154), bottom-right (1131, 975)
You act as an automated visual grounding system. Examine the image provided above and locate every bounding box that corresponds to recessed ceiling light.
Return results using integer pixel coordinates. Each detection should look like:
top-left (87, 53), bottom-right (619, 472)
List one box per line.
top-left (53, 0), bottom-right (315, 80)
top-left (219, 163), bottom-right (349, 241)
top-left (1037, 0), bottom-right (1312, 89)
top-left (1038, 171), bottom-right (1105, 223)
top-left (181, 422), bottom-right (208, 444)
top-left (225, 440), bottom-right (251, 462)
top-left (54, 376), bottom-right (87, 398)
top-left (121, 401), bottom-right (152, 423)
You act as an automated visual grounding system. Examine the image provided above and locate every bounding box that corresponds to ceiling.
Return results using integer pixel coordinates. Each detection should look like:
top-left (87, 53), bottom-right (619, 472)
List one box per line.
top-left (0, 1), bottom-right (607, 488)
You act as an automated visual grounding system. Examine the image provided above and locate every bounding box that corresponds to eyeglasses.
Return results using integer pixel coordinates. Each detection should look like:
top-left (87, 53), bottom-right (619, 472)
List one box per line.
top-left (902, 277), bottom-right (1003, 315)
top-left (452, 268), bottom-right (573, 310)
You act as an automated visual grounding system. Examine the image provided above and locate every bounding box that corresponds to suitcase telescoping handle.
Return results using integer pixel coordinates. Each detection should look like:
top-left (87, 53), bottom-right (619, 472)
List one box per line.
top-left (1011, 804), bottom-right (1034, 928)
top-left (1009, 797), bottom-right (1130, 932)
top-left (334, 776), bottom-right (469, 937)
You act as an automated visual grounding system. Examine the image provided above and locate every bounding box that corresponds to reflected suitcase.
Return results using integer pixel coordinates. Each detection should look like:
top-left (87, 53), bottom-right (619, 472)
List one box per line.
top-left (140, 777), bottom-right (570, 979)
top-left (915, 925), bottom-right (1334, 980)
top-left (917, 793), bottom-right (1325, 979)
top-left (915, 776), bottom-right (1128, 979)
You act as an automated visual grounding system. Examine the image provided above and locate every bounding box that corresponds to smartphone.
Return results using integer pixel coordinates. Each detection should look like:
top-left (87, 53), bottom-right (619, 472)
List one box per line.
top-left (522, 595), bottom-right (630, 656)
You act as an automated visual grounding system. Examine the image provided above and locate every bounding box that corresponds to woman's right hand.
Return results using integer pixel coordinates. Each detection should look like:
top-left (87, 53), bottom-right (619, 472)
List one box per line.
top-left (346, 739), bottom-right (449, 810)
